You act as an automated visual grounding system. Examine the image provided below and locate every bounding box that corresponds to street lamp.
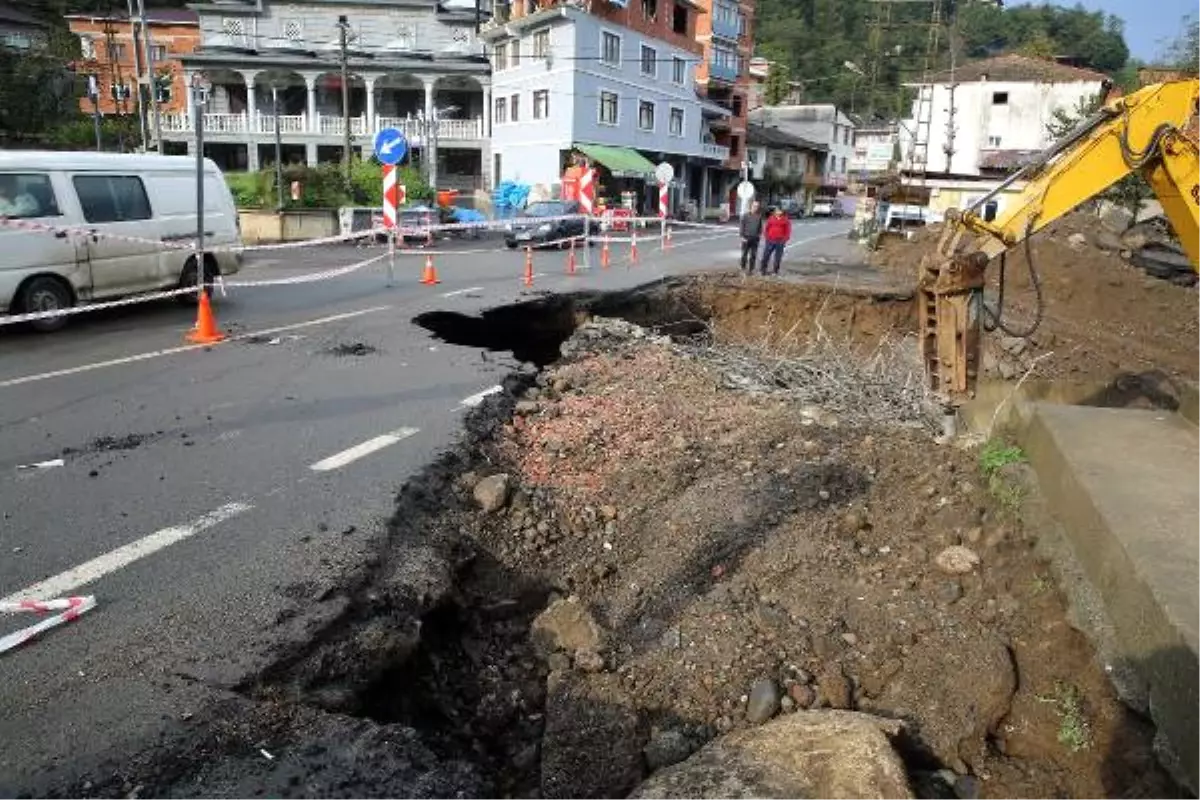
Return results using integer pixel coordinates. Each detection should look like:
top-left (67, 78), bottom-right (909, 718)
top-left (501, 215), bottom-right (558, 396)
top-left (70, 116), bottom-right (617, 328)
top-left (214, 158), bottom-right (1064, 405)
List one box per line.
top-left (266, 76), bottom-right (289, 211)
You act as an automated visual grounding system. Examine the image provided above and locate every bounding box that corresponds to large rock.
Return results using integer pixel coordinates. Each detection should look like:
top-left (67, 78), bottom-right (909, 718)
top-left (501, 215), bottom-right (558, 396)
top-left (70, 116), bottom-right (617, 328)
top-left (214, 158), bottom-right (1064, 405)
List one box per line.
top-left (873, 630), bottom-right (1016, 771)
top-left (542, 672), bottom-right (643, 798)
top-left (473, 473), bottom-right (512, 513)
top-left (629, 710), bottom-right (912, 799)
top-left (531, 597), bottom-right (603, 654)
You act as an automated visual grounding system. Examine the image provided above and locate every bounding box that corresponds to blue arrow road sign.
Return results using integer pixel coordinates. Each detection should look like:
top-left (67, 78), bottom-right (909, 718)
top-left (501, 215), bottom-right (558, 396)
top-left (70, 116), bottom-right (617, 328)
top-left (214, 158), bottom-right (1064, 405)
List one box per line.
top-left (374, 127), bottom-right (408, 166)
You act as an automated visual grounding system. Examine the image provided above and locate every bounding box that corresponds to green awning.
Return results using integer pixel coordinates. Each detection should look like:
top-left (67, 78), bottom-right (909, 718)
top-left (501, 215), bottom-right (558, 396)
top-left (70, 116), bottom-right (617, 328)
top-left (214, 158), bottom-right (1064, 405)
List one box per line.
top-left (574, 143), bottom-right (657, 179)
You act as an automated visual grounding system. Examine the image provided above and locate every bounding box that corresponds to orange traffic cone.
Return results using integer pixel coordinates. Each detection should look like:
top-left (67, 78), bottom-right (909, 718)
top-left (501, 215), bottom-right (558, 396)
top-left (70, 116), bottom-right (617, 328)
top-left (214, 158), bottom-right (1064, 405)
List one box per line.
top-left (523, 246), bottom-right (534, 287)
top-left (566, 238), bottom-right (577, 275)
top-left (630, 231), bottom-right (639, 266)
top-left (185, 290), bottom-right (225, 345)
top-left (421, 253), bottom-right (440, 285)
top-left (601, 238), bottom-right (611, 269)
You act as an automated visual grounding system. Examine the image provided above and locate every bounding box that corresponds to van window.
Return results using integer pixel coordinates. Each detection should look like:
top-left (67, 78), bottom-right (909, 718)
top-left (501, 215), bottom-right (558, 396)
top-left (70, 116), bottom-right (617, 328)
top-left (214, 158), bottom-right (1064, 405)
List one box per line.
top-left (0, 173), bottom-right (61, 219)
top-left (72, 175), bottom-right (152, 224)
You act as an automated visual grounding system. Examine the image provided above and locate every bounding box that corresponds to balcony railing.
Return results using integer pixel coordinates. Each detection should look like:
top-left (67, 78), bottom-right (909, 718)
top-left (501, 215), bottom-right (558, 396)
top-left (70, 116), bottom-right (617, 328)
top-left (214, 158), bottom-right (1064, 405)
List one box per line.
top-left (708, 59), bottom-right (738, 83)
top-left (702, 142), bottom-right (731, 161)
top-left (160, 113), bottom-right (484, 141)
top-left (711, 16), bottom-right (739, 40)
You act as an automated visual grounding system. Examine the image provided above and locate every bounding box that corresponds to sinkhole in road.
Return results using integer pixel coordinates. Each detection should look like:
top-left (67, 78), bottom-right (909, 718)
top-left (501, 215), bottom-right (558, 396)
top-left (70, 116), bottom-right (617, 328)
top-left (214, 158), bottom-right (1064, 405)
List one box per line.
top-left (412, 279), bottom-right (713, 366)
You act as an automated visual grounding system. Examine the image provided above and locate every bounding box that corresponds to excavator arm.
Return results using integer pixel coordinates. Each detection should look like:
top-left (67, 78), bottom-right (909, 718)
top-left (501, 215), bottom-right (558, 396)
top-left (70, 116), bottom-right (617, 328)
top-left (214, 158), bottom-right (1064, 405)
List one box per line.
top-left (920, 79), bottom-right (1200, 408)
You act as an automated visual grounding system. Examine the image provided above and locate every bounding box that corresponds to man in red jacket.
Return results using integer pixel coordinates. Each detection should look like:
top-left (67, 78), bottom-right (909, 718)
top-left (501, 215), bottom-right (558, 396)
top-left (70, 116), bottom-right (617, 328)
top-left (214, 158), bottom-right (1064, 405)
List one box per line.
top-left (759, 207), bottom-right (792, 276)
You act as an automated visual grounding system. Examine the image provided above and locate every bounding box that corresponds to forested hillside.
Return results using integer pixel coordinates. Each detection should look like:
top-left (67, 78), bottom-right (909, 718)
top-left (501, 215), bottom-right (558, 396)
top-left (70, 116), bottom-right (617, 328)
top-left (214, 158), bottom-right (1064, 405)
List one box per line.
top-left (753, 0), bottom-right (1134, 116)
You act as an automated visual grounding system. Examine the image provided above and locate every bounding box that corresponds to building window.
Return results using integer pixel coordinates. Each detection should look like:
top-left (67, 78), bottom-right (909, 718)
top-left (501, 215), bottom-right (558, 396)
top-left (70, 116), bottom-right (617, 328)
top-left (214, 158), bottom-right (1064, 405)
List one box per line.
top-left (599, 90), bottom-right (618, 125)
top-left (150, 44), bottom-right (167, 61)
top-left (494, 96), bottom-right (507, 124)
top-left (106, 42), bottom-right (126, 61)
top-left (737, 10), bottom-right (745, 35)
top-left (672, 56), bottom-right (686, 85)
top-left (843, 127), bottom-right (849, 145)
top-left (532, 29), bottom-right (550, 59)
top-left (730, 135), bottom-right (740, 157)
top-left (493, 42), bottom-right (507, 70)
top-left (641, 44), bottom-right (656, 77)
top-left (509, 39), bottom-right (520, 67)
top-left (601, 31), bottom-right (620, 67)
top-left (789, 153), bottom-right (800, 171)
top-left (992, 91), bottom-right (1008, 105)
top-left (669, 106), bottom-right (684, 136)
top-left (510, 93), bottom-right (520, 121)
top-left (731, 94), bottom-right (743, 116)
top-left (642, 0), bottom-right (657, 19)
top-left (672, 3), bottom-right (688, 34)
top-left (987, 135), bottom-right (1002, 147)
top-left (72, 175), bottom-right (152, 224)
top-left (638, 99), bottom-right (655, 131)
top-left (78, 35), bottom-right (95, 59)
top-left (533, 89), bottom-right (549, 119)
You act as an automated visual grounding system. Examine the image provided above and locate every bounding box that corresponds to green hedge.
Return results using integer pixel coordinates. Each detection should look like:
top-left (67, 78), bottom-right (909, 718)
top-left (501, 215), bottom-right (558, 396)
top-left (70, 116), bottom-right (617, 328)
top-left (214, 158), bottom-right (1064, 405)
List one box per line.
top-left (227, 159), bottom-right (433, 209)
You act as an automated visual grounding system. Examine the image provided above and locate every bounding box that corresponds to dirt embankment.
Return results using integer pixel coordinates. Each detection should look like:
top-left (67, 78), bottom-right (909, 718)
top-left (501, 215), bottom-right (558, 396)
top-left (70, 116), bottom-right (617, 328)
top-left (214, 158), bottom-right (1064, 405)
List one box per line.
top-left (60, 280), bottom-right (1186, 800)
top-left (870, 212), bottom-right (1199, 402)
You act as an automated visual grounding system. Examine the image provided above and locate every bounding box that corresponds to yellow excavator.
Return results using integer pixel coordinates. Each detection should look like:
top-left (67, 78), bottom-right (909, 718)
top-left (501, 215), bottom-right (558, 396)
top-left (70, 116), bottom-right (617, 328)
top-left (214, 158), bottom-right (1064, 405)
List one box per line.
top-left (920, 78), bottom-right (1199, 412)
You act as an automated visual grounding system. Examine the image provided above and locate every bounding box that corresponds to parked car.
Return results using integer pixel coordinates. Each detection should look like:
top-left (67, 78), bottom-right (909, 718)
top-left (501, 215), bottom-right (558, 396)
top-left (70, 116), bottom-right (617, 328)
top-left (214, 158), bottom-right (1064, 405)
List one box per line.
top-left (777, 198), bottom-right (805, 219)
top-left (0, 151), bottom-right (242, 332)
top-left (810, 198), bottom-right (844, 218)
top-left (505, 200), bottom-right (596, 249)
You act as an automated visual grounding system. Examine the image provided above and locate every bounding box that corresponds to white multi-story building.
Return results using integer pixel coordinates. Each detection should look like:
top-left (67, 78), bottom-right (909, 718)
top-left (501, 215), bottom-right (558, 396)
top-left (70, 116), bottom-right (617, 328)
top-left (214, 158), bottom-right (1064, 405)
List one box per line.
top-left (480, 0), bottom-right (735, 215)
top-left (899, 53), bottom-right (1110, 176)
top-left (162, 0), bottom-right (492, 189)
top-left (747, 104), bottom-right (855, 192)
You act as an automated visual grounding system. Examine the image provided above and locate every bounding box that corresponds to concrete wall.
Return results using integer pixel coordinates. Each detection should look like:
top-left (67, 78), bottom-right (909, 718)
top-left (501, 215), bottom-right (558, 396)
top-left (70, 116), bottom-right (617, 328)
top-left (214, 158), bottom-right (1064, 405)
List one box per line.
top-left (238, 208), bottom-right (337, 243)
top-left (901, 79), bottom-right (1104, 175)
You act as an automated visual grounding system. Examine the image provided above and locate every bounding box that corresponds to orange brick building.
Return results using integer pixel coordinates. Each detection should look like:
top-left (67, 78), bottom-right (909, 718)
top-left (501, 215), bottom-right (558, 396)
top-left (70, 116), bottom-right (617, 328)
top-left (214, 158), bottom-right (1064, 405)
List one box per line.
top-left (66, 8), bottom-right (199, 116)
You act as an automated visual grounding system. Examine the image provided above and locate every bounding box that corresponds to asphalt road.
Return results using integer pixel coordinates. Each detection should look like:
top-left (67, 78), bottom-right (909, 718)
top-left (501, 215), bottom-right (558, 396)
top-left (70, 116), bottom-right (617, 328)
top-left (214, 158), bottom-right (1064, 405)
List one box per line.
top-left (0, 217), bottom-right (851, 794)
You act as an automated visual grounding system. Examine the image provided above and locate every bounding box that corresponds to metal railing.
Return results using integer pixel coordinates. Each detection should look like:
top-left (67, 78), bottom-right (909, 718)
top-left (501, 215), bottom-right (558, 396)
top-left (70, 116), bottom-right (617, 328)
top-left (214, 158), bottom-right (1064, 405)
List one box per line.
top-left (158, 113), bottom-right (483, 140)
top-left (702, 142), bottom-right (731, 161)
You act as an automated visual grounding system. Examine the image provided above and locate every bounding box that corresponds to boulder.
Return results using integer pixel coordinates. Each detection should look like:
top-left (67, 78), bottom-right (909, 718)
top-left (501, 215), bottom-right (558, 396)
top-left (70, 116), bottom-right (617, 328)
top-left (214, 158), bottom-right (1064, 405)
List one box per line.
top-left (629, 710), bottom-right (912, 799)
top-left (473, 474), bottom-right (511, 513)
top-left (531, 597), bottom-right (603, 654)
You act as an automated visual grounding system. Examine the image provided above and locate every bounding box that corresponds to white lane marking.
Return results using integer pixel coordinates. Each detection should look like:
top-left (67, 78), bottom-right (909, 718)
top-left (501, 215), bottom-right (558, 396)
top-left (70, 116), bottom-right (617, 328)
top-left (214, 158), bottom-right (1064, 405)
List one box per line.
top-left (459, 385), bottom-right (503, 408)
top-left (0, 502), bottom-right (253, 604)
top-left (0, 306), bottom-right (392, 390)
top-left (16, 458), bottom-right (64, 471)
top-left (309, 427), bottom-right (419, 472)
top-left (440, 286), bottom-right (484, 298)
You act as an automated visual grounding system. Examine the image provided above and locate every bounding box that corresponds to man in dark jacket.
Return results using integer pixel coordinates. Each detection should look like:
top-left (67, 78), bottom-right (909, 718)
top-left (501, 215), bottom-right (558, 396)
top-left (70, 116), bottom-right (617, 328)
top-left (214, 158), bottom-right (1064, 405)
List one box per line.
top-left (760, 207), bottom-right (792, 275)
top-left (738, 200), bottom-right (763, 274)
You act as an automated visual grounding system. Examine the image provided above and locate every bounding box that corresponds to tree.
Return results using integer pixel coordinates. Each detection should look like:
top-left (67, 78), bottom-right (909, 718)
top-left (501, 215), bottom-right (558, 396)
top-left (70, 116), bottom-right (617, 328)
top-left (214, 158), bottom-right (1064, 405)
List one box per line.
top-left (757, 43), bottom-right (793, 106)
top-left (1018, 32), bottom-right (1056, 60)
top-left (1162, 14), bottom-right (1199, 73)
top-left (1045, 92), bottom-right (1150, 226)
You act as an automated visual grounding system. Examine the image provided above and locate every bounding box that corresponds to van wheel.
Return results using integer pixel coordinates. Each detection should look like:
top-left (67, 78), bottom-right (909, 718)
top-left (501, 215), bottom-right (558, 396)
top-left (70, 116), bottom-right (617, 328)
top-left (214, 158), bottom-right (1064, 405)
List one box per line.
top-left (177, 258), bottom-right (216, 305)
top-left (20, 277), bottom-right (72, 333)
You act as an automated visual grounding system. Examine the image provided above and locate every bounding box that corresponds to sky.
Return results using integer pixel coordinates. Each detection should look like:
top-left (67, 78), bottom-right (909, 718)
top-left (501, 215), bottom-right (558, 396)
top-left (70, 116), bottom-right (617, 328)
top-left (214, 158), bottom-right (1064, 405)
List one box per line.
top-left (1004, 0), bottom-right (1196, 62)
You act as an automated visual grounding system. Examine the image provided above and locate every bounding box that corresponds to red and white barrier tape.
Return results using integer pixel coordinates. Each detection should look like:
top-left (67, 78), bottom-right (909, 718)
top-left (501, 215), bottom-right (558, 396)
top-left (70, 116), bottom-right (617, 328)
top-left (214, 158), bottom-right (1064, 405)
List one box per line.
top-left (0, 286), bottom-right (199, 327)
top-left (0, 595), bottom-right (97, 655)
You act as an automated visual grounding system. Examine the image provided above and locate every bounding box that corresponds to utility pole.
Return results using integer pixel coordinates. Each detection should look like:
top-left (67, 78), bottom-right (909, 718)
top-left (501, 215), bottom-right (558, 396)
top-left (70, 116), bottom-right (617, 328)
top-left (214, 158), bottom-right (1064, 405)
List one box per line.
top-left (272, 85), bottom-right (284, 211)
top-left (126, 0), bottom-right (148, 151)
top-left (138, 0), bottom-right (163, 153)
top-left (337, 14), bottom-right (351, 180)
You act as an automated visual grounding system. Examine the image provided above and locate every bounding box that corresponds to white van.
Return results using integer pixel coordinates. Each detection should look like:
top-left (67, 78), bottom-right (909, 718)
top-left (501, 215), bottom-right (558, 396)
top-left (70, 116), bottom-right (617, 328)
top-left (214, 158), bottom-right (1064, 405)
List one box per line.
top-left (0, 151), bottom-right (242, 331)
